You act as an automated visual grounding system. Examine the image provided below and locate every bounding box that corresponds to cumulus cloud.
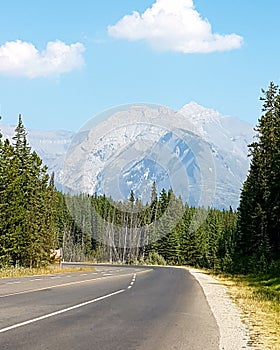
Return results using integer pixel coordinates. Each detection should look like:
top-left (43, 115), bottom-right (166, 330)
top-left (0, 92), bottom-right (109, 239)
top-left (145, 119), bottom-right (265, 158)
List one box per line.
top-left (108, 0), bottom-right (243, 53)
top-left (0, 40), bottom-right (85, 78)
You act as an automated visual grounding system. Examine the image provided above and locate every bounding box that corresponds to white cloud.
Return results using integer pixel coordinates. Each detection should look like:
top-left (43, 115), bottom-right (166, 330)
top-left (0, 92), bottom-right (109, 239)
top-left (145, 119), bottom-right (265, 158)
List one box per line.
top-left (108, 0), bottom-right (243, 53)
top-left (0, 40), bottom-right (85, 78)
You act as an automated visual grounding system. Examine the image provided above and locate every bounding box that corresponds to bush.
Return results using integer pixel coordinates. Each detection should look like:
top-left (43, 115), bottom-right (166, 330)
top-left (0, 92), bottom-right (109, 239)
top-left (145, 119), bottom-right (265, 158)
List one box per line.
top-left (268, 259), bottom-right (280, 275)
top-left (145, 251), bottom-right (166, 265)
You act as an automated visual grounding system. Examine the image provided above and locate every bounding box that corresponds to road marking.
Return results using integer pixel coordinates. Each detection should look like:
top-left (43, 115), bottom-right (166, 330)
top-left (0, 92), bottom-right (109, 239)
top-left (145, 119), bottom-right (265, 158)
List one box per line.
top-left (0, 289), bottom-right (125, 334)
top-left (132, 274), bottom-right (136, 282)
top-left (103, 273), bottom-right (112, 276)
top-left (80, 273), bottom-right (88, 276)
top-left (6, 281), bottom-right (21, 285)
top-left (29, 279), bottom-right (42, 282)
top-left (50, 276), bottom-right (61, 279)
top-left (0, 271), bottom-right (139, 298)
top-left (128, 273), bottom-right (137, 289)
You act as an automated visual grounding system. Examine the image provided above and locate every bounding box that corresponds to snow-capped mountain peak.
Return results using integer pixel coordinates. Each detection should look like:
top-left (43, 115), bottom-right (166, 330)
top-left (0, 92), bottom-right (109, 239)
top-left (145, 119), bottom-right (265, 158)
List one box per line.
top-left (179, 101), bottom-right (221, 124)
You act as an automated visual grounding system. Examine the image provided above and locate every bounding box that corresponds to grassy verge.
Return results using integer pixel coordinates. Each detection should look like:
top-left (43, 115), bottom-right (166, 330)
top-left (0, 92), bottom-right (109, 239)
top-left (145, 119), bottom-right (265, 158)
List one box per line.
top-left (211, 272), bottom-right (280, 350)
top-left (0, 265), bottom-right (95, 278)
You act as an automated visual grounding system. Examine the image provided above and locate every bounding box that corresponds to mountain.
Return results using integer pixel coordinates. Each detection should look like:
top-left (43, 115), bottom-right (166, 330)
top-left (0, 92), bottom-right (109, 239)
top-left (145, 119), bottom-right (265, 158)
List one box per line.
top-left (0, 102), bottom-right (255, 209)
top-left (179, 102), bottom-right (255, 208)
top-left (0, 125), bottom-right (73, 185)
top-left (61, 103), bottom-right (254, 209)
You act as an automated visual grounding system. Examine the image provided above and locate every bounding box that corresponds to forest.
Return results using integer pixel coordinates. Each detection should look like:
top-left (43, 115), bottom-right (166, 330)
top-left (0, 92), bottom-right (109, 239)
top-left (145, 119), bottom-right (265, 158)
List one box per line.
top-left (0, 83), bottom-right (279, 274)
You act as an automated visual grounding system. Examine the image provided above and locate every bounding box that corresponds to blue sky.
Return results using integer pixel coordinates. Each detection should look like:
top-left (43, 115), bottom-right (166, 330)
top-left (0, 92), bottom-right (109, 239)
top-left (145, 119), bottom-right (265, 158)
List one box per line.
top-left (0, 0), bottom-right (279, 131)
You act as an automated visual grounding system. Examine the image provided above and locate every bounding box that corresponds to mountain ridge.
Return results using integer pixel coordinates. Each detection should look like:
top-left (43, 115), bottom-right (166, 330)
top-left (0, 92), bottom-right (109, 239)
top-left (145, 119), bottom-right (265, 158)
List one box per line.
top-left (0, 102), bottom-right (255, 209)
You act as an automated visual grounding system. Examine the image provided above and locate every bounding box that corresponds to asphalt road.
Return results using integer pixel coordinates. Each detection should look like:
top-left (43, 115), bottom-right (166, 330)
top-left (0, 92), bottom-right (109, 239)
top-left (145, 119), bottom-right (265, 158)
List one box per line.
top-left (0, 265), bottom-right (219, 350)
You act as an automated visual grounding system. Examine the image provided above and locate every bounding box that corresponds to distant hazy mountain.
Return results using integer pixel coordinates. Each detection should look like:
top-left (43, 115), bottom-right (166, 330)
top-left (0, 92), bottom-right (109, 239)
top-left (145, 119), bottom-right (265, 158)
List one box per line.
top-left (178, 102), bottom-right (254, 208)
top-left (0, 102), bottom-right (255, 209)
top-left (0, 124), bottom-right (73, 188)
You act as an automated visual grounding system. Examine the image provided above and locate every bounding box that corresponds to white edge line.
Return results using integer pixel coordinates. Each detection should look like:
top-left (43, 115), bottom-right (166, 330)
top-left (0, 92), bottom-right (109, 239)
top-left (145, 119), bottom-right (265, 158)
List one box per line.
top-left (0, 272), bottom-right (136, 298)
top-left (0, 289), bottom-right (125, 334)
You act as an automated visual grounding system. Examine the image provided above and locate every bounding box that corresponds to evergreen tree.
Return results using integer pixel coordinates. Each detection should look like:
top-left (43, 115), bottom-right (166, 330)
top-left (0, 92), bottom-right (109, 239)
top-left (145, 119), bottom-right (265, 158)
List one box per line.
top-left (0, 115), bottom-right (59, 267)
top-left (235, 82), bottom-right (280, 272)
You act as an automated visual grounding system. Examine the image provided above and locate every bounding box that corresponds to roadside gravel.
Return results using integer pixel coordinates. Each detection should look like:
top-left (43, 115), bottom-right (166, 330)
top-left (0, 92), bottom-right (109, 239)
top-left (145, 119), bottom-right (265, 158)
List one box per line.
top-left (189, 268), bottom-right (251, 350)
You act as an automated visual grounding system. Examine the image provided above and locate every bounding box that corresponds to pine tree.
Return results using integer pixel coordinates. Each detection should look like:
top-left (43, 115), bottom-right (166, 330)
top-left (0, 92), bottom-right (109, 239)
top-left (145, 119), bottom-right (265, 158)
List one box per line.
top-left (0, 115), bottom-right (60, 267)
top-left (0, 132), bottom-right (15, 265)
top-left (2, 137), bottom-right (27, 266)
top-left (235, 82), bottom-right (280, 272)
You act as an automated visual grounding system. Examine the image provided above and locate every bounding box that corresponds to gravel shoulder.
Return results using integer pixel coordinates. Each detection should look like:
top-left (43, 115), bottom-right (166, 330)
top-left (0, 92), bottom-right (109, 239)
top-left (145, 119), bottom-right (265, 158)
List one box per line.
top-left (188, 268), bottom-right (251, 350)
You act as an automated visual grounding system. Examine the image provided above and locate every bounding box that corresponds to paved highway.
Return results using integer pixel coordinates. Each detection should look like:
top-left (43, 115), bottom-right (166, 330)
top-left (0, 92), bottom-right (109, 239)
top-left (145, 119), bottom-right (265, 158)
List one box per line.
top-left (0, 265), bottom-right (219, 349)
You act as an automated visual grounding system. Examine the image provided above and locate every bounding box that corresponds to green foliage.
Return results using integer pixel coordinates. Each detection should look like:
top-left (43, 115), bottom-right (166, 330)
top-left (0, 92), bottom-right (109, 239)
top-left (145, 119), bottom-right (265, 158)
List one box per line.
top-left (0, 116), bottom-right (59, 267)
top-left (235, 82), bottom-right (280, 273)
top-left (230, 272), bottom-right (280, 304)
top-left (145, 251), bottom-right (166, 265)
top-left (68, 185), bottom-right (238, 271)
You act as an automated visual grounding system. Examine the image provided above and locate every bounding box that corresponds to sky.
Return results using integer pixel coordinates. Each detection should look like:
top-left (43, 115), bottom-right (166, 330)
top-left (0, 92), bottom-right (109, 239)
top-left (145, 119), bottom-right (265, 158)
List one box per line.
top-left (0, 0), bottom-right (279, 131)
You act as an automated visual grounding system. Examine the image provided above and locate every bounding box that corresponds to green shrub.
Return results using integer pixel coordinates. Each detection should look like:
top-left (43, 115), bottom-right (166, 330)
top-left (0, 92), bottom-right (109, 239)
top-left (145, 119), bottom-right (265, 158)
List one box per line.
top-left (145, 251), bottom-right (166, 265)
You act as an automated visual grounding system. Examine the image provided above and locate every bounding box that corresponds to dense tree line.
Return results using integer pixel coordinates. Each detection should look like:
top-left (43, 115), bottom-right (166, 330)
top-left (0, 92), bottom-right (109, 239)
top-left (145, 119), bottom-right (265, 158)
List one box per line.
top-left (1, 83), bottom-right (279, 274)
top-left (234, 82), bottom-right (280, 273)
top-left (63, 186), bottom-right (237, 272)
top-left (0, 116), bottom-right (59, 267)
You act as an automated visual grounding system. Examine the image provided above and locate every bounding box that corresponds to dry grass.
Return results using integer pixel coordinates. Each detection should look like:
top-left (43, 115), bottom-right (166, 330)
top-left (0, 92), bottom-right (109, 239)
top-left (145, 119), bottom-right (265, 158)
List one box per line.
top-left (212, 273), bottom-right (280, 350)
top-left (0, 265), bottom-right (95, 278)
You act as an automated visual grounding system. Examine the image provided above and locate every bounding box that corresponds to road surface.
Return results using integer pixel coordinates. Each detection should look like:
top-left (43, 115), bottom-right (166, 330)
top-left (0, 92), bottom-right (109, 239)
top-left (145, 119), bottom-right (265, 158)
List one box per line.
top-left (0, 265), bottom-right (219, 349)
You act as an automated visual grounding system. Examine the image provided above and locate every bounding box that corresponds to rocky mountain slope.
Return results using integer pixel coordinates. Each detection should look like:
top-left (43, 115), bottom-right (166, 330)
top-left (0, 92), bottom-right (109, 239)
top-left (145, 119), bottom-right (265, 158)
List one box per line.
top-left (0, 102), bottom-right (255, 209)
